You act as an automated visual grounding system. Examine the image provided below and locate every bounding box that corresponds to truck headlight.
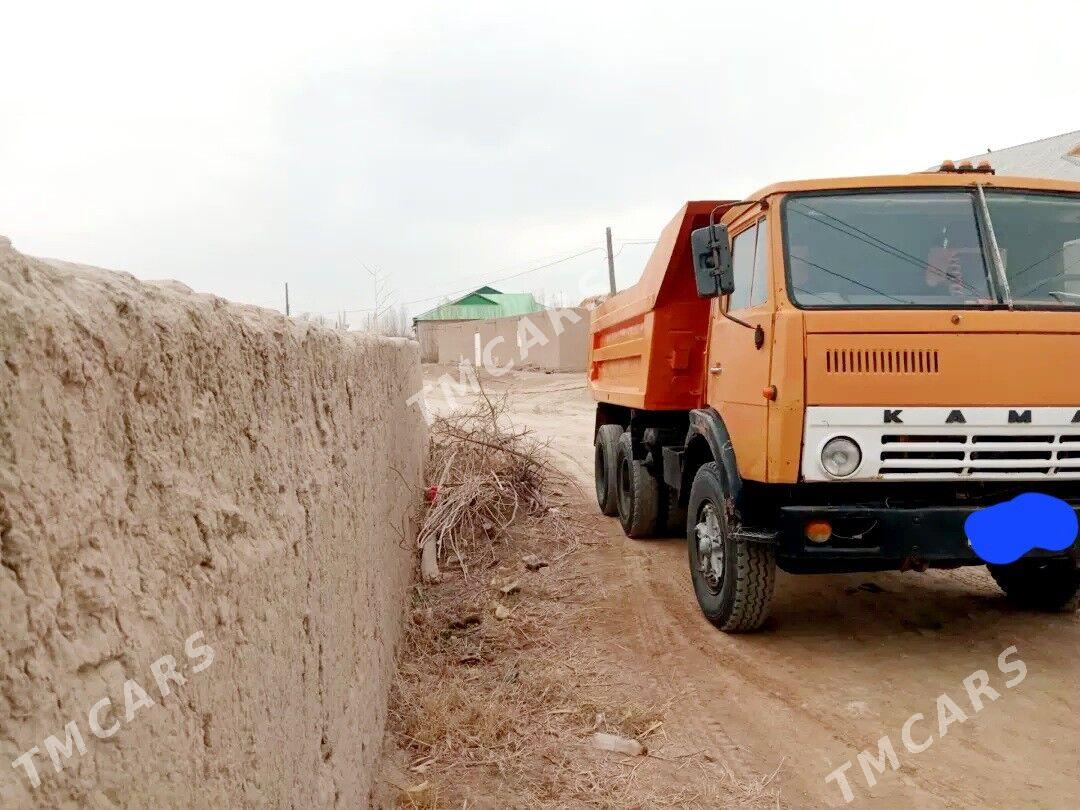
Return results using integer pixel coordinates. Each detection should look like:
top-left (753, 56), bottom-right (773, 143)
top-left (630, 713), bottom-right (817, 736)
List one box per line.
top-left (821, 437), bottom-right (861, 477)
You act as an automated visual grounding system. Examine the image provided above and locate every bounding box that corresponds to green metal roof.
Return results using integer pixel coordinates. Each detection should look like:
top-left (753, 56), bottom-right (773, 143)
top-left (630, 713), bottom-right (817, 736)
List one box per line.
top-left (414, 288), bottom-right (544, 321)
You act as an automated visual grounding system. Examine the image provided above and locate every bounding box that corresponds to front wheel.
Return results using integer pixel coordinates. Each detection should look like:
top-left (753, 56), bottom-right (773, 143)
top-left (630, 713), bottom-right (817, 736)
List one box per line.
top-left (687, 462), bottom-right (776, 632)
top-left (987, 559), bottom-right (1080, 612)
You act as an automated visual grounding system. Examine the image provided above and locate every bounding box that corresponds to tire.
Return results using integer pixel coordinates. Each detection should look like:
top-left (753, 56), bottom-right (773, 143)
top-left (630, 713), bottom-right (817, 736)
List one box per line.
top-left (986, 559), bottom-right (1080, 612)
top-left (594, 424), bottom-right (622, 516)
top-left (615, 431), bottom-right (661, 538)
top-left (686, 462), bottom-right (776, 632)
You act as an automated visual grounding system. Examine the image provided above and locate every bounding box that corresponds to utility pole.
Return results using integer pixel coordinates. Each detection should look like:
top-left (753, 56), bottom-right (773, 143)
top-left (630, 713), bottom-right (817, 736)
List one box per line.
top-left (285, 282), bottom-right (290, 316)
top-left (605, 227), bottom-right (617, 295)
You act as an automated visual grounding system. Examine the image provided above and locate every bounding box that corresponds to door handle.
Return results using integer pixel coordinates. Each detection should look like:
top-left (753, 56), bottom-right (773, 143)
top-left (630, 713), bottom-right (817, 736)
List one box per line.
top-left (709, 365), bottom-right (722, 375)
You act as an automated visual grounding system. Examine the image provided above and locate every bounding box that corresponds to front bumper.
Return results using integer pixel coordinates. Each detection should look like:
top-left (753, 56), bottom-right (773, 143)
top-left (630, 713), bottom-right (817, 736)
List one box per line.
top-left (775, 502), bottom-right (1080, 574)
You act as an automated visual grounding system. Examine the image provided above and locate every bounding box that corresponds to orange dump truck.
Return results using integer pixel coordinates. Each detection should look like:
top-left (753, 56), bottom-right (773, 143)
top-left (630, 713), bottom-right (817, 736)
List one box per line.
top-left (589, 166), bottom-right (1080, 631)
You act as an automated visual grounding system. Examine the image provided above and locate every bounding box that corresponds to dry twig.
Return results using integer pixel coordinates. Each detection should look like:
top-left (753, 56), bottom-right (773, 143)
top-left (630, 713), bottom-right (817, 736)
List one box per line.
top-left (417, 388), bottom-right (567, 579)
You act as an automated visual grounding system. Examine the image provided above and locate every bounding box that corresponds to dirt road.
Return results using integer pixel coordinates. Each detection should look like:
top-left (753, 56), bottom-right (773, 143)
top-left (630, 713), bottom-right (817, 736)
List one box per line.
top-left (425, 366), bottom-right (1079, 808)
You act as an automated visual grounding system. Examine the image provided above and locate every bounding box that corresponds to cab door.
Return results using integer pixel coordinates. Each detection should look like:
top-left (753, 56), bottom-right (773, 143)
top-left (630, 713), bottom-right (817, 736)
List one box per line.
top-left (706, 216), bottom-right (774, 483)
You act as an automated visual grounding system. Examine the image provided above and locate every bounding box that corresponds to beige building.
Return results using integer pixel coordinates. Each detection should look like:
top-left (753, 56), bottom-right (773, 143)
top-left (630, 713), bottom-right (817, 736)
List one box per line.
top-left (429, 307), bottom-right (590, 373)
top-left (413, 286), bottom-right (544, 362)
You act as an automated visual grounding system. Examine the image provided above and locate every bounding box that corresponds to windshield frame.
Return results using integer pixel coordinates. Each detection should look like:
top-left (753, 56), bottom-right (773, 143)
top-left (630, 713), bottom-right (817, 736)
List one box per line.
top-left (779, 185), bottom-right (1080, 311)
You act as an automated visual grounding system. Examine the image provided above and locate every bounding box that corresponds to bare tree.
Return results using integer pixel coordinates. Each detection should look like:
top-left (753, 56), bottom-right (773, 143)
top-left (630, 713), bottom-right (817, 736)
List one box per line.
top-left (531, 288), bottom-right (561, 310)
top-left (392, 304), bottom-right (413, 338)
top-left (297, 312), bottom-right (332, 328)
top-left (359, 265), bottom-right (415, 337)
top-left (285, 266), bottom-right (418, 336)
top-left (363, 265), bottom-right (393, 333)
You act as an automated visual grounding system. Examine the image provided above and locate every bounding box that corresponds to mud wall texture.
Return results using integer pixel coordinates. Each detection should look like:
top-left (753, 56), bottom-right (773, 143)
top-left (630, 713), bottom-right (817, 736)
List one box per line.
top-left (432, 308), bottom-right (589, 372)
top-left (0, 237), bottom-right (425, 808)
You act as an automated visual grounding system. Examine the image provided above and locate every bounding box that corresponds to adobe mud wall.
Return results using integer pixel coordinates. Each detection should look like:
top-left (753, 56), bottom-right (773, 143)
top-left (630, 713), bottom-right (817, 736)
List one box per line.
top-left (0, 237), bottom-right (425, 807)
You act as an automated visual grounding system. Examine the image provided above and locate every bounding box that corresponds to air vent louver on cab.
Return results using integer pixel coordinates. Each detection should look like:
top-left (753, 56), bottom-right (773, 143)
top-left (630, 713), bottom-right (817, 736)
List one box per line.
top-left (825, 349), bottom-right (940, 375)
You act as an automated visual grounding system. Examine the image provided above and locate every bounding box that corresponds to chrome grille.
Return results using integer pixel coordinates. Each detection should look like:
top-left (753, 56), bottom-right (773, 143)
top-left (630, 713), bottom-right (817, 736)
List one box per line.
top-left (803, 407), bottom-right (1080, 482)
top-left (878, 432), bottom-right (1080, 478)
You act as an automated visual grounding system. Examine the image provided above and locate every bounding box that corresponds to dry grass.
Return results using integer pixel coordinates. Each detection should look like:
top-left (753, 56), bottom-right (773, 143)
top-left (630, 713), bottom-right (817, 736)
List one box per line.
top-left (379, 389), bottom-right (784, 808)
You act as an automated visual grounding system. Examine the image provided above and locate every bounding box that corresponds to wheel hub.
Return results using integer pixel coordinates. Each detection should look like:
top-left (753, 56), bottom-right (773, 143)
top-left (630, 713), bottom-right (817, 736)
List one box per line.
top-left (695, 502), bottom-right (725, 593)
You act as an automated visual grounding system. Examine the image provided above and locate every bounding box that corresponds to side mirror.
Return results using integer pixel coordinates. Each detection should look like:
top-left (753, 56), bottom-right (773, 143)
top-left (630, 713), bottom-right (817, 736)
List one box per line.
top-left (690, 225), bottom-right (734, 298)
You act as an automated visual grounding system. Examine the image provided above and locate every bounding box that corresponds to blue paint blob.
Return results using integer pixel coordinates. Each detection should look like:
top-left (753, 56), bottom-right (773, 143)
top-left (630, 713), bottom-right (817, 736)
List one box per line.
top-left (965, 492), bottom-right (1079, 565)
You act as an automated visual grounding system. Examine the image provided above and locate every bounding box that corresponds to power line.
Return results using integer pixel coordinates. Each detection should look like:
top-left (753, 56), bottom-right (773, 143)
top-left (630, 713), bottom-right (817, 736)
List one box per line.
top-left (613, 239), bottom-right (656, 259)
top-left (400, 244), bottom-right (606, 306)
top-left (291, 304), bottom-right (376, 318)
top-left (404, 238), bottom-right (656, 306)
top-left (287, 237), bottom-right (659, 316)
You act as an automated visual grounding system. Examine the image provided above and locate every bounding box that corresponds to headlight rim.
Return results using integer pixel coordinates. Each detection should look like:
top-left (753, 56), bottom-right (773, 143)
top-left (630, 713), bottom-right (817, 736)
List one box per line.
top-left (821, 435), bottom-right (862, 478)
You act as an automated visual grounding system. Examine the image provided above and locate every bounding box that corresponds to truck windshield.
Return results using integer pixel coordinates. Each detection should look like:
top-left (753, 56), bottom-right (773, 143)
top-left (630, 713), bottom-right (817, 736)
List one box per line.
top-left (984, 192), bottom-right (1080, 307)
top-left (783, 189), bottom-right (1080, 308)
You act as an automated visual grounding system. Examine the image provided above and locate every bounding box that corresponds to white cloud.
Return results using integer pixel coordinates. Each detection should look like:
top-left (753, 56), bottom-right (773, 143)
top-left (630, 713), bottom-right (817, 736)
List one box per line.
top-left (1, 0), bottom-right (1076, 315)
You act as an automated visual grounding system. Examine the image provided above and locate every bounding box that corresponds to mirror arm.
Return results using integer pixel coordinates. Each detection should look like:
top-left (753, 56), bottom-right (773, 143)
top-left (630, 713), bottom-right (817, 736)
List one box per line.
top-left (708, 199), bottom-right (768, 234)
top-left (706, 199), bottom-right (768, 279)
top-left (709, 199), bottom-right (768, 351)
top-left (719, 307), bottom-right (765, 350)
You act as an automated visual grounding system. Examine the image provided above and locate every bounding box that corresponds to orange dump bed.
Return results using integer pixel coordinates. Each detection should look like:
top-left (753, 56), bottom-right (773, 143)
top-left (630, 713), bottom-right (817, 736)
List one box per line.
top-left (588, 201), bottom-right (736, 410)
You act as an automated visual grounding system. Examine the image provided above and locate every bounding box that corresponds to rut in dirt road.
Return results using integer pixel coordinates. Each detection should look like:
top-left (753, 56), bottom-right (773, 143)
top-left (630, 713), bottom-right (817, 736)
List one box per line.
top-left (474, 369), bottom-right (1080, 809)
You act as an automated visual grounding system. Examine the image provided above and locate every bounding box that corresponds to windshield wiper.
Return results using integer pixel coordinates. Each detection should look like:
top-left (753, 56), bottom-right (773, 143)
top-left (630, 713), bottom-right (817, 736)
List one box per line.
top-left (975, 185), bottom-right (1013, 309)
top-left (1047, 291), bottom-right (1080, 302)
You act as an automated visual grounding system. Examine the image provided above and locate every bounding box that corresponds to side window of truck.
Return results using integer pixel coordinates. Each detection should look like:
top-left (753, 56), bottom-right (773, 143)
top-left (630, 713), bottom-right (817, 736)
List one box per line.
top-left (729, 223), bottom-right (757, 310)
top-left (749, 218), bottom-right (769, 307)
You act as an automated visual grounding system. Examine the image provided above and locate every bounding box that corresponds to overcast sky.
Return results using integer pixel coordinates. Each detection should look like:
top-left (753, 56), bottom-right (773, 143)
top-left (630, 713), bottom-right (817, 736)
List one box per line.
top-left (2, 1), bottom-right (1076, 320)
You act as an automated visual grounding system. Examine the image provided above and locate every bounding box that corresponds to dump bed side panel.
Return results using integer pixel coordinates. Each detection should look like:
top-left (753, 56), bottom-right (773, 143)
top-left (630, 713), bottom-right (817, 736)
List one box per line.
top-left (588, 201), bottom-right (732, 410)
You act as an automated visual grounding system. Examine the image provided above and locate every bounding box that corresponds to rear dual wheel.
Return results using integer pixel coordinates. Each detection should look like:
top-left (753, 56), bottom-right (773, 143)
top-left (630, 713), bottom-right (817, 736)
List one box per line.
top-left (615, 432), bottom-right (661, 538)
top-left (594, 424), bottom-right (623, 516)
top-left (594, 427), bottom-right (687, 538)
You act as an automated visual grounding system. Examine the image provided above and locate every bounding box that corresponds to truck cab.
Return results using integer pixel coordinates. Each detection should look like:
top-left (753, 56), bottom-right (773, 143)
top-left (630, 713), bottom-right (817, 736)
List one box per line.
top-left (589, 167), bottom-right (1080, 631)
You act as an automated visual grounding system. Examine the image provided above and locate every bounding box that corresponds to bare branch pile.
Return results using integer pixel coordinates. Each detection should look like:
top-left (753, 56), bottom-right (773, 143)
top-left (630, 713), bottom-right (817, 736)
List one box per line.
top-left (417, 389), bottom-right (564, 579)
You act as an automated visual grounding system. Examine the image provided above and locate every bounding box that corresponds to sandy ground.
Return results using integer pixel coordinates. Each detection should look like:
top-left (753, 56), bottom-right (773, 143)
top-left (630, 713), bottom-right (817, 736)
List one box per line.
top-left (421, 365), bottom-right (1080, 808)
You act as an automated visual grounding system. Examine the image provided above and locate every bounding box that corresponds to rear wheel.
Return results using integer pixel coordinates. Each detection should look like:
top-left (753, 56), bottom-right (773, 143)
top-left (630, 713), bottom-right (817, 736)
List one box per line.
top-left (615, 431), bottom-right (660, 538)
top-left (594, 424), bottom-right (622, 516)
top-left (987, 559), bottom-right (1080, 612)
top-left (687, 462), bottom-right (776, 632)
